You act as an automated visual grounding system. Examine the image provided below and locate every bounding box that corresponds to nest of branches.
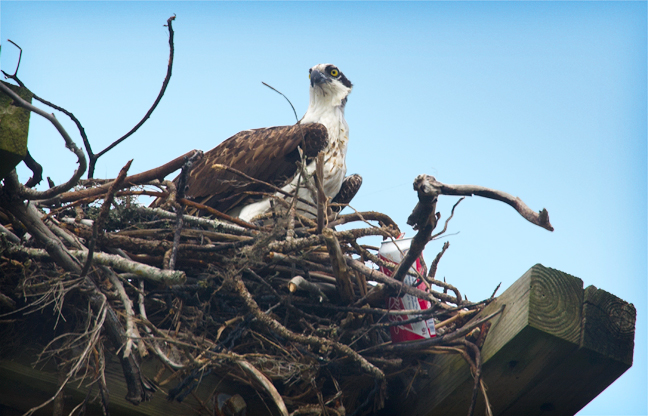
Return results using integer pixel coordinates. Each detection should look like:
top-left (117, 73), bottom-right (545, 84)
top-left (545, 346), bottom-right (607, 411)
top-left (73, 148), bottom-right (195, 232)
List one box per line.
top-left (0, 151), bottom-right (553, 416)
top-left (0, 16), bottom-right (554, 415)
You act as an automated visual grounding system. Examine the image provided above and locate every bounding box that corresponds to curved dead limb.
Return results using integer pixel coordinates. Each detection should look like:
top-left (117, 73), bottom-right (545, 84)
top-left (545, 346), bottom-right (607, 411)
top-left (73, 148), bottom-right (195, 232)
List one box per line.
top-left (0, 223), bottom-right (20, 244)
top-left (2, 41), bottom-right (94, 175)
top-left (23, 150), bottom-right (44, 188)
top-left (412, 174), bottom-right (554, 232)
top-left (454, 339), bottom-right (484, 416)
top-left (431, 196), bottom-right (464, 240)
top-left (267, 234), bottom-right (323, 253)
top-left (88, 15), bottom-right (177, 178)
top-left (323, 211), bottom-right (400, 233)
top-left (44, 150), bottom-right (202, 205)
top-left (335, 227), bottom-right (399, 242)
top-left (266, 226), bottom-right (394, 255)
top-left (237, 359), bottom-right (289, 416)
top-left (268, 252), bottom-right (333, 274)
top-left (0, 83), bottom-right (87, 200)
top-left (428, 241), bottom-right (450, 280)
top-left (427, 276), bottom-right (462, 306)
top-left (293, 300), bottom-right (439, 318)
top-left (228, 273), bottom-right (386, 384)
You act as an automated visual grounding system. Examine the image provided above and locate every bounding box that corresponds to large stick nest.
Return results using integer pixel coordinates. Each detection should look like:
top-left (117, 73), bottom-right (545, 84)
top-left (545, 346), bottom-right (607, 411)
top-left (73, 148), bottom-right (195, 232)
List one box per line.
top-left (0, 166), bottom-right (517, 416)
top-left (0, 162), bottom-right (532, 414)
top-left (0, 15), bottom-right (552, 414)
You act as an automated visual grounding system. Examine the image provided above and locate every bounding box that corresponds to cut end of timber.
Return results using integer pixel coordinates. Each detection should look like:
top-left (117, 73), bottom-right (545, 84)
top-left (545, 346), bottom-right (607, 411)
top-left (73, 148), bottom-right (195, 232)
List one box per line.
top-left (388, 263), bottom-right (636, 416)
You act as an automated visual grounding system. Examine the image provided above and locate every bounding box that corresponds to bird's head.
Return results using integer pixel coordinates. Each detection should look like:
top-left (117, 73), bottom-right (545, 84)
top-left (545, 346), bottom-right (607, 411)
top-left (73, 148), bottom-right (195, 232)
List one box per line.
top-left (308, 64), bottom-right (353, 108)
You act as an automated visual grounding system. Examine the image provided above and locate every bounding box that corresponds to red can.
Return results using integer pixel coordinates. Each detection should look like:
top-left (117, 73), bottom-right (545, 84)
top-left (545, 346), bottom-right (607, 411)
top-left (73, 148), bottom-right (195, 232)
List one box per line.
top-left (379, 237), bottom-right (436, 343)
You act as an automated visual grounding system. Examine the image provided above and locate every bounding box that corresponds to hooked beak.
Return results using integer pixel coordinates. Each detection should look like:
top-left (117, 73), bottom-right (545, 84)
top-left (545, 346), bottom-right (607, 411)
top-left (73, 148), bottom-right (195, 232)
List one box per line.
top-left (310, 70), bottom-right (328, 88)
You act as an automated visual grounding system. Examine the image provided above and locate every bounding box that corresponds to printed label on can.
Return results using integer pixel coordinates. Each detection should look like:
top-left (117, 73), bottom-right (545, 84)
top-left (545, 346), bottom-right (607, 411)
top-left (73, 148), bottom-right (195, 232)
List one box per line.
top-left (379, 238), bottom-right (436, 343)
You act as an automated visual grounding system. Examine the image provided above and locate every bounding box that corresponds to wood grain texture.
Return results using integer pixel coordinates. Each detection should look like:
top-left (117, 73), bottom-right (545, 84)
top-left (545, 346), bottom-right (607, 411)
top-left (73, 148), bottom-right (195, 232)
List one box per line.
top-left (501, 286), bottom-right (637, 416)
top-left (581, 285), bottom-right (636, 366)
top-left (384, 264), bottom-right (635, 416)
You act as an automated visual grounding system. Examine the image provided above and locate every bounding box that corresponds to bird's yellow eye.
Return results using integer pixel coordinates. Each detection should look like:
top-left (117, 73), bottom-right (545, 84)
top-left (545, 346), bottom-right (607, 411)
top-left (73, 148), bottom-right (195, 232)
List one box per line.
top-left (330, 69), bottom-right (339, 77)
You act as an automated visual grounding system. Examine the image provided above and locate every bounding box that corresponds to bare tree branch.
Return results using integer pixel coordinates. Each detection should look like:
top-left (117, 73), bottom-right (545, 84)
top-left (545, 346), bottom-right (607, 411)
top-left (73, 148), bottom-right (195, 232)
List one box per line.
top-left (431, 196), bottom-right (464, 240)
top-left (167, 151), bottom-right (201, 270)
top-left (428, 241), bottom-right (450, 280)
top-left (42, 149), bottom-right (202, 205)
top-left (8, 245), bottom-right (186, 285)
top-left (5, 40), bottom-right (23, 78)
top-left (2, 41), bottom-right (94, 180)
top-left (179, 198), bottom-right (261, 230)
top-left (0, 174), bottom-right (153, 404)
top-left (80, 160), bottom-right (132, 278)
top-left (0, 82), bottom-right (87, 200)
top-left (415, 174), bottom-right (554, 232)
top-left (322, 228), bottom-right (354, 304)
top-left (391, 175), bottom-right (440, 282)
top-left (88, 15), bottom-right (177, 178)
top-left (22, 150), bottom-right (43, 188)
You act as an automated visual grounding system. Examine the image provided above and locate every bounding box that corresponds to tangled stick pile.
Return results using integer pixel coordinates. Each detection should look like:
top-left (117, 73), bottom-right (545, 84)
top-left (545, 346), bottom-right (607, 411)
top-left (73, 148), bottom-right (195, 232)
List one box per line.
top-left (0, 149), bottom-right (552, 416)
top-left (0, 16), bottom-right (554, 415)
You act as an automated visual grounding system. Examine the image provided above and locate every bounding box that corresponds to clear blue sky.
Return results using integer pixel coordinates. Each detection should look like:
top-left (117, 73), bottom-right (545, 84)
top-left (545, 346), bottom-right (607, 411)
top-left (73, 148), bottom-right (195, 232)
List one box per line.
top-left (2, 2), bottom-right (646, 415)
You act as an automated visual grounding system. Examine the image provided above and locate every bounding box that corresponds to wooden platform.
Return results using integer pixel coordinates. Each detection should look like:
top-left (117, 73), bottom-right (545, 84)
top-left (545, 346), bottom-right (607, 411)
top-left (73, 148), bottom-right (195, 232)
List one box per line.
top-left (0, 264), bottom-right (636, 416)
top-left (382, 264), bottom-right (636, 416)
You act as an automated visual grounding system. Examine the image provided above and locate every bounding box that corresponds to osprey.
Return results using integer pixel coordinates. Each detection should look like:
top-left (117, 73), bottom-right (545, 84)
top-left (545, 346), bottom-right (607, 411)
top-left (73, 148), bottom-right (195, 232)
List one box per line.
top-left (176, 63), bottom-right (362, 222)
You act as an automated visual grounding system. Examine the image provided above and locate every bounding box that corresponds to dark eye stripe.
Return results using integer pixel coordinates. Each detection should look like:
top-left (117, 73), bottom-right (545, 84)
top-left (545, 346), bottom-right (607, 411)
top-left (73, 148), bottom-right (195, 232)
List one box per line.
top-left (338, 72), bottom-right (353, 89)
top-left (313, 65), bottom-right (353, 88)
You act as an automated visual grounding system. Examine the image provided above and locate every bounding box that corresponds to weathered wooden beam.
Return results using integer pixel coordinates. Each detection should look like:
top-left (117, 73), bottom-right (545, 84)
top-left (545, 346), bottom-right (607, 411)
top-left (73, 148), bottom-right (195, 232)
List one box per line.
top-left (384, 264), bottom-right (636, 416)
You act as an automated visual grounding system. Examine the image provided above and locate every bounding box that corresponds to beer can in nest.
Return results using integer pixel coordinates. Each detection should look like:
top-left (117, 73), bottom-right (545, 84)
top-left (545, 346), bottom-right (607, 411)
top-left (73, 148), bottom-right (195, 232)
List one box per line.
top-left (379, 236), bottom-right (436, 343)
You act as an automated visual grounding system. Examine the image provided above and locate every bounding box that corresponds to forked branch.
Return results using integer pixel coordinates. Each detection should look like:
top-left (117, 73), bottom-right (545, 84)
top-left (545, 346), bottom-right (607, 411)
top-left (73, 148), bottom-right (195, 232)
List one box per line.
top-left (0, 82), bottom-right (87, 200)
top-left (412, 174), bottom-right (554, 232)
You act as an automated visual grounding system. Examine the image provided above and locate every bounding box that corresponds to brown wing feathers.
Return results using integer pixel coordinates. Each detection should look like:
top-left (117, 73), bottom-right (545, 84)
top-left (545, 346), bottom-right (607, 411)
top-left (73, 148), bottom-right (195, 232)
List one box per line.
top-left (183, 123), bottom-right (328, 214)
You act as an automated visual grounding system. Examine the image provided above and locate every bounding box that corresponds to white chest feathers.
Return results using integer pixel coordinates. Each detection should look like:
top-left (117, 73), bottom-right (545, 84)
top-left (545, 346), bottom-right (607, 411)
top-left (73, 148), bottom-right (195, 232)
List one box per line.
top-left (302, 105), bottom-right (349, 196)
